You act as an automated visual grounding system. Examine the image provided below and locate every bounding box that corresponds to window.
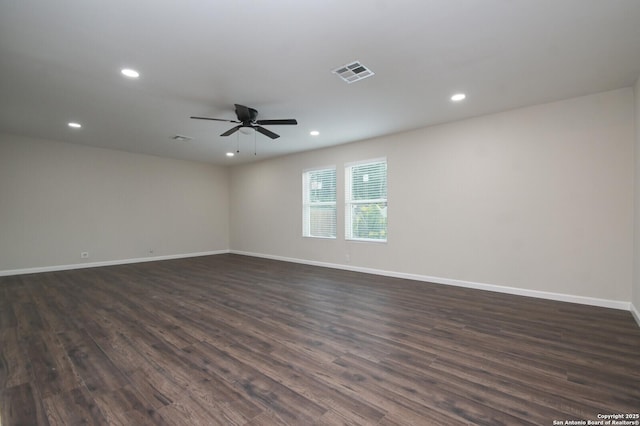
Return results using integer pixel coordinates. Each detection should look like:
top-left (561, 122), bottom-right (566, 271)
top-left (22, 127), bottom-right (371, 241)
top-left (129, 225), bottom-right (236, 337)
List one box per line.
top-left (345, 159), bottom-right (387, 241)
top-left (302, 167), bottom-right (337, 238)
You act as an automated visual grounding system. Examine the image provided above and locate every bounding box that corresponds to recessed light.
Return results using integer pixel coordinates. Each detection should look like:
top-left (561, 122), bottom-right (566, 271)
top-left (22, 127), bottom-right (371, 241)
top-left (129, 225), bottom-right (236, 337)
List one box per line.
top-left (68, 122), bottom-right (82, 128)
top-left (310, 130), bottom-right (320, 136)
top-left (226, 152), bottom-right (235, 157)
top-left (451, 93), bottom-right (466, 102)
top-left (121, 68), bottom-right (140, 78)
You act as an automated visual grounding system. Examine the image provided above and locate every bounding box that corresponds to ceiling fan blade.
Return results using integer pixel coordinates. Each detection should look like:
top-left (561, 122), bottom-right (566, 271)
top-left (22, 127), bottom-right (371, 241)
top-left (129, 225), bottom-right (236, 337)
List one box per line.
top-left (190, 116), bottom-right (240, 123)
top-left (255, 126), bottom-right (280, 139)
top-left (220, 125), bottom-right (242, 137)
top-left (234, 104), bottom-right (252, 122)
top-left (256, 119), bottom-right (298, 126)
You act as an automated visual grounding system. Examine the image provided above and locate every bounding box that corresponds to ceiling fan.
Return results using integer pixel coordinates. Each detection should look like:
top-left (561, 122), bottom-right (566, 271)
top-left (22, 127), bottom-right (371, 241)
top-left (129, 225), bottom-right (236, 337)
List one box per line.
top-left (191, 104), bottom-right (297, 139)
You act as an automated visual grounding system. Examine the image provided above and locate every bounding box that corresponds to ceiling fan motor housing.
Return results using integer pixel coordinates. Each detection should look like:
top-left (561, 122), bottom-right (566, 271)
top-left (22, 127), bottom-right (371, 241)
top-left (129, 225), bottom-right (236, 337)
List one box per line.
top-left (236, 105), bottom-right (259, 124)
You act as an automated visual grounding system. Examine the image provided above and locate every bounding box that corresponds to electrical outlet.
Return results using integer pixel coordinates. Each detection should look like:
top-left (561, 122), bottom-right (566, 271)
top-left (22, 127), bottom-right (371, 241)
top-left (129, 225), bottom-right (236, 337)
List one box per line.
top-left (81, 252), bottom-right (89, 259)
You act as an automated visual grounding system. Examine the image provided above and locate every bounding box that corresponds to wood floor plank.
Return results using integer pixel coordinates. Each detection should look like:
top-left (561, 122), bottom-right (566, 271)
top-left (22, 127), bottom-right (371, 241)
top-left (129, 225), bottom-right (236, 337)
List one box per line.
top-left (157, 392), bottom-right (246, 426)
top-left (22, 331), bottom-right (82, 399)
top-left (93, 384), bottom-right (171, 426)
top-left (42, 386), bottom-right (107, 426)
top-left (186, 340), bottom-right (327, 424)
top-left (0, 290), bottom-right (17, 330)
top-left (1, 383), bottom-right (47, 426)
top-left (332, 354), bottom-right (536, 426)
top-left (57, 327), bottom-right (131, 394)
top-left (0, 328), bottom-right (30, 389)
top-left (423, 353), bottom-right (609, 419)
top-left (1, 253), bottom-right (639, 425)
top-left (125, 368), bottom-right (174, 410)
top-left (221, 341), bottom-right (386, 424)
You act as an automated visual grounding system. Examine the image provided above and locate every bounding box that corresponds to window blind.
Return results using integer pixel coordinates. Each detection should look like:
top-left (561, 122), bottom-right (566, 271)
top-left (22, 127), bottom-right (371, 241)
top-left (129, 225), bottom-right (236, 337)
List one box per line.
top-left (302, 167), bottom-right (337, 238)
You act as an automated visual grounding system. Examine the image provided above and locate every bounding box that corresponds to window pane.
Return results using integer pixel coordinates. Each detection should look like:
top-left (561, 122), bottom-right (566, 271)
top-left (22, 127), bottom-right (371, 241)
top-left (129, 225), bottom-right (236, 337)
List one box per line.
top-left (349, 203), bottom-right (387, 240)
top-left (310, 205), bottom-right (337, 238)
top-left (309, 169), bottom-right (336, 202)
top-left (351, 162), bottom-right (387, 201)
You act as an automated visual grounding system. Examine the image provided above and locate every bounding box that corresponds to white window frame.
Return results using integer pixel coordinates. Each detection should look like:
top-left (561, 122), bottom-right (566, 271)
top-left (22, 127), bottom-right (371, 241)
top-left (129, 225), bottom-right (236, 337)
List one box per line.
top-left (302, 166), bottom-right (337, 239)
top-left (345, 158), bottom-right (387, 242)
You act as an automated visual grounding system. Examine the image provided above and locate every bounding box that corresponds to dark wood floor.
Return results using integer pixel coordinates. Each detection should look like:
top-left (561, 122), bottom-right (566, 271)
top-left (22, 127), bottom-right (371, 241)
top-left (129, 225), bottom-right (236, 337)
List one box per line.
top-left (1, 254), bottom-right (639, 425)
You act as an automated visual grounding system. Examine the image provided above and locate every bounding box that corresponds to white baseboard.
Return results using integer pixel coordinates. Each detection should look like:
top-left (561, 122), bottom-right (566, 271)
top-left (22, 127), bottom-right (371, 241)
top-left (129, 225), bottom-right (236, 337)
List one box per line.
top-left (631, 303), bottom-right (640, 328)
top-left (231, 250), bottom-right (631, 312)
top-left (0, 250), bottom-right (230, 277)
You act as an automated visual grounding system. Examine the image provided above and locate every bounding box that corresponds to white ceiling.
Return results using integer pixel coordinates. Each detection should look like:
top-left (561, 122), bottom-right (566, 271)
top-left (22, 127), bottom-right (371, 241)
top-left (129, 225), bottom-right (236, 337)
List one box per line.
top-left (1, 0), bottom-right (640, 165)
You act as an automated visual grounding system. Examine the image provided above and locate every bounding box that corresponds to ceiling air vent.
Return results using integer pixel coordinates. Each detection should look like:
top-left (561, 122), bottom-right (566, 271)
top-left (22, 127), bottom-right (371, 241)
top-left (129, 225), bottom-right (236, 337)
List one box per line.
top-left (332, 61), bottom-right (375, 84)
top-left (171, 134), bottom-right (193, 142)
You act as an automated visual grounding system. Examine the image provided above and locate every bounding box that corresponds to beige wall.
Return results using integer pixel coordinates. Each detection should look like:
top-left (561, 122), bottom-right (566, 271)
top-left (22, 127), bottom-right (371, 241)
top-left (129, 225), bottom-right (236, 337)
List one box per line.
top-left (230, 88), bottom-right (635, 302)
top-left (634, 77), bottom-right (640, 315)
top-left (0, 134), bottom-right (229, 271)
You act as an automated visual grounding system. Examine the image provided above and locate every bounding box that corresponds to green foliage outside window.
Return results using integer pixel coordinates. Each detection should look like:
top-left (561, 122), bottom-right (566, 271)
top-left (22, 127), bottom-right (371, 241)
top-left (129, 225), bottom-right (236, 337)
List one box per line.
top-left (351, 204), bottom-right (387, 239)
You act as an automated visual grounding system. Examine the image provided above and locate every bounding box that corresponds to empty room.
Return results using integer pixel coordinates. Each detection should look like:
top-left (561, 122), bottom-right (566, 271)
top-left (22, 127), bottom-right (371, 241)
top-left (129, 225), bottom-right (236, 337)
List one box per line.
top-left (1, 1), bottom-right (640, 425)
